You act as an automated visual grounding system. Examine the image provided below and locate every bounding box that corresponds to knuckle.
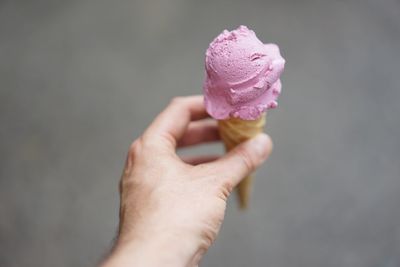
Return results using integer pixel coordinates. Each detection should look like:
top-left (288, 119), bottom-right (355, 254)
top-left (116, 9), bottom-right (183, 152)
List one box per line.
top-left (128, 138), bottom-right (142, 158)
top-left (201, 229), bottom-right (217, 249)
top-left (138, 134), bottom-right (160, 151)
top-left (124, 138), bottom-right (142, 176)
top-left (236, 146), bottom-right (256, 172)
top-left (158, 132), bottom-right (177, 148)
top-left (120, 175), bottom-right (147, 194)
top-left (205, 172), bottom-right (234, 200)
top-left (119, 177), bottom-right (133, 194)
top-left (119, 176), bottom-right (137, 195)
top-left (119, 177), bottom-right (145, 199)
top-left (219, 179), bottom-right (234, 199)
top-left (221, 178), bottom-right (234, 193)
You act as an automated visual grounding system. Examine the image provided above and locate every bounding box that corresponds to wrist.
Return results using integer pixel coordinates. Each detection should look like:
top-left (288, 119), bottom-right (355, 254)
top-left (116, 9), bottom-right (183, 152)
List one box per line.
top-left (103, 228), bottom-right (204, 267)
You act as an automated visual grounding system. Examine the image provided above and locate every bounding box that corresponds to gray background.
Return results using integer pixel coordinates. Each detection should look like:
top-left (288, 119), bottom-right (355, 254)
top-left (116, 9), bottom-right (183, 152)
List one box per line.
top-left (1, 0), bottom-right (400, 266)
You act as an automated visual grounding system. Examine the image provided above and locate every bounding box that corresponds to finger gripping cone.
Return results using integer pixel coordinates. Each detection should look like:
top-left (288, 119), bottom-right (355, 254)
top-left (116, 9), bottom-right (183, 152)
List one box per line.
top-left (217, 114), bottom-right (266, 209)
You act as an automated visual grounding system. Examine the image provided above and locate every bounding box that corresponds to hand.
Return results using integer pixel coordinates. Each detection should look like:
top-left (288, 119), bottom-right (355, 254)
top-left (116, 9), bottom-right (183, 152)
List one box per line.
top-left (101, 96), bottom-right (272, 267)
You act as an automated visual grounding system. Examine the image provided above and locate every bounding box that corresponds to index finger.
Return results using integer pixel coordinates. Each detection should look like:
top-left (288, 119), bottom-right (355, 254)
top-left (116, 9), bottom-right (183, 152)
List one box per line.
top-left (143, 95), bottom-right (209, 148)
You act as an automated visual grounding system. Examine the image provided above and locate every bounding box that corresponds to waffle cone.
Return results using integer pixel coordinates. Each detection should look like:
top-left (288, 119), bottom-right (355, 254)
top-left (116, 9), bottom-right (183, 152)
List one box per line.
top-left (218, 113), bottom-right (266, 209)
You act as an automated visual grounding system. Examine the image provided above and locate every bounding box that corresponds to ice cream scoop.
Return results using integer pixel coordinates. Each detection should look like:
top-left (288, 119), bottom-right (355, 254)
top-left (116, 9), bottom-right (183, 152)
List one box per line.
top-left (203, 25), bottom-right (285, 120)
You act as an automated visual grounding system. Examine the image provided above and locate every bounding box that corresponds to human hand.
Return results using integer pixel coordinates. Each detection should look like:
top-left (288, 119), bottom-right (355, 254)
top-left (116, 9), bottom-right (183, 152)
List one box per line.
top-left (101, 95), bottom-right (272, 267)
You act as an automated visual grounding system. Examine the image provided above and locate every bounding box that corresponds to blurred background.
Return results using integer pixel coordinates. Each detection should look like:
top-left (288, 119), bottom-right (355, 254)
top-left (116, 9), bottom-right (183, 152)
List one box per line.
top-left (1, 0), bottom-right (400, 266)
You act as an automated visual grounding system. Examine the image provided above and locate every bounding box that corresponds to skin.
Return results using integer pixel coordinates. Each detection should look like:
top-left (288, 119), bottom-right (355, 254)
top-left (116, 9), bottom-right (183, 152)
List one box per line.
top-left (101, 95), bottom-right (273, 267)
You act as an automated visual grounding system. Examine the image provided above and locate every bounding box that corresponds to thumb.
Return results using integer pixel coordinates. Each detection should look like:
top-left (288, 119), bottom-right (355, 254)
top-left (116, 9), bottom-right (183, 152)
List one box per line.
top-left (210, 133), bottom-right (273, 188)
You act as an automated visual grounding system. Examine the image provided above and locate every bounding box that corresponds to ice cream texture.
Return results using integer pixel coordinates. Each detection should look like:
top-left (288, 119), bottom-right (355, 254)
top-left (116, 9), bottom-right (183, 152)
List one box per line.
top-left (203, 25), bottom-right (285, 120)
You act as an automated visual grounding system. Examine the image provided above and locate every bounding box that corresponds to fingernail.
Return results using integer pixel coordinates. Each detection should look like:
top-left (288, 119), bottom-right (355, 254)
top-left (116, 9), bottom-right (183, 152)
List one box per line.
top-left (249, 133), bottom-right (270, 158)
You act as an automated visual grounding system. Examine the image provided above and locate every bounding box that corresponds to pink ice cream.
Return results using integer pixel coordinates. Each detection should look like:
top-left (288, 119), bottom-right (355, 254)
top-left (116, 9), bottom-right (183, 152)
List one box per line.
top-left (203, 25), bottom-right (285, 120)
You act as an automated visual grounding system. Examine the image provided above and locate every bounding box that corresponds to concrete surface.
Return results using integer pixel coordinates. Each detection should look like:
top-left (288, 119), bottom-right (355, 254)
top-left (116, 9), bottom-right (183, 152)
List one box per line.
top-left (1, 0), bottom-right (400, 266)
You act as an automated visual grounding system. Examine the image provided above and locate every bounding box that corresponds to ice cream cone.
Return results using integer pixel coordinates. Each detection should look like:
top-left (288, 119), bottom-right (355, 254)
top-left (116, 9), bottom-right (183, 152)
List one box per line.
top-left (218, 113), bottom-right (266, 209)
top-left (203, 26), bottom-right (285, 210)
